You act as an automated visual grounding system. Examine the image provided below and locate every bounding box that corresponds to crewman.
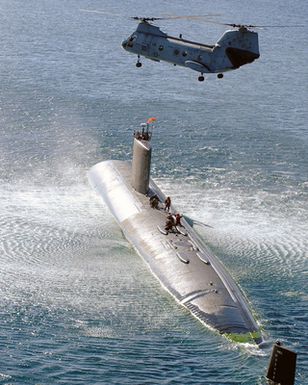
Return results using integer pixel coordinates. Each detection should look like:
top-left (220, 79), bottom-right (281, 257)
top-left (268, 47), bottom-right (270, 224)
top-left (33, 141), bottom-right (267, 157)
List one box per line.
top-left (149, 195), bottom-right (159, 209)
top-left (175, 213), bottom-right (183, 227)
top-left (165, 214), bottom-right (175, 232)
top-left (164, 196), bottom-right (171, 212)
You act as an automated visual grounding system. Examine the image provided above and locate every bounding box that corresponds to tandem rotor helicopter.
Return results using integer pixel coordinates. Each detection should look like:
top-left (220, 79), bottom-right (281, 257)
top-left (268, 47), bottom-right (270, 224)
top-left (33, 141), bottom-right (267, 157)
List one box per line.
top-left (122, 16), bottom-right (261, 81)
top-left (81, 10), bottom-right (302, 82)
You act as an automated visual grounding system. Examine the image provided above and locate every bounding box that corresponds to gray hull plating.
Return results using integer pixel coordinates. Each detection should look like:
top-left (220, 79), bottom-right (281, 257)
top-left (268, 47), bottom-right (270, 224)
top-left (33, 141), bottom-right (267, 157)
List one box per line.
top-left (89, 160), bottom-right (261, 344)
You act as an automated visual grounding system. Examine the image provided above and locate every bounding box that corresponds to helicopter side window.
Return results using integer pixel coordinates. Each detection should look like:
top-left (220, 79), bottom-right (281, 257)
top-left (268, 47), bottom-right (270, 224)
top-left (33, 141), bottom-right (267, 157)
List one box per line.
top-left (182, 51), bottom-right (188, 57)
top-left (127, 35), bottom-right (136, 48)
top-left (158, 45), bottom-right (164, 51)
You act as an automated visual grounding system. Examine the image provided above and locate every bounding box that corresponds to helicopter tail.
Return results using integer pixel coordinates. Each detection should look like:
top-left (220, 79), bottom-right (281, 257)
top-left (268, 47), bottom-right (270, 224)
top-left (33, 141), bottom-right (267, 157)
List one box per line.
top-left (216, 29), bottom-right (260, 69)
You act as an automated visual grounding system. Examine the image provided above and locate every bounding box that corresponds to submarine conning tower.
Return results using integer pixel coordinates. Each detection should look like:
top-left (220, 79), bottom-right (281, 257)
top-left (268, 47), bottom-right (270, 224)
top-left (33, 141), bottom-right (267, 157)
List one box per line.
top-left (132, 122), bottom-right (152, 194)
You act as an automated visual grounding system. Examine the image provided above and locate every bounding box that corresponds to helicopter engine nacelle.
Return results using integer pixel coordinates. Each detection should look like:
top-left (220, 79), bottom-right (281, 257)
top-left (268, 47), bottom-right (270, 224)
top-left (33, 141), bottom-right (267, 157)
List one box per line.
top-left (215, 29), bottom-right (260, 69)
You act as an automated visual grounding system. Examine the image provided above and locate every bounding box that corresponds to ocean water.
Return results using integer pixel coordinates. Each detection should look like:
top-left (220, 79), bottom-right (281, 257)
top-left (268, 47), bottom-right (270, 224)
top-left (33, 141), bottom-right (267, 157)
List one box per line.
top-left (0, 0), bottom-right (307, 384)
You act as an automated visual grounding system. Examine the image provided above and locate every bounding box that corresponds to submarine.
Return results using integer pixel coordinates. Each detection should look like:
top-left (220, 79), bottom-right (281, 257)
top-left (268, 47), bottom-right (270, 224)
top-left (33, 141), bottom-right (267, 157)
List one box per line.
top-left (88, 119), bottom-right (262, 344)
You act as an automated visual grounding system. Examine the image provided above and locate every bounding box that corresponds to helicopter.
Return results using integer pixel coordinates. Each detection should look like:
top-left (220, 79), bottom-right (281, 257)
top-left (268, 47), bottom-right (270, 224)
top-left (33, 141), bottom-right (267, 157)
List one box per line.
top-left (122, 17), bottom-right (260, 81)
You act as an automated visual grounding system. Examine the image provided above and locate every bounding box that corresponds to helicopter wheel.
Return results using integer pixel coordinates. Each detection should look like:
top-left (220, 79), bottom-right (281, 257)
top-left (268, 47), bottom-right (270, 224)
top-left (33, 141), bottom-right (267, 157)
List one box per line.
top-left (217, 73), bottom-right (224, 79)
top-left (198, 75), bottom-right (205, 82)
top-left (136, 55), bottom-right (142, 68)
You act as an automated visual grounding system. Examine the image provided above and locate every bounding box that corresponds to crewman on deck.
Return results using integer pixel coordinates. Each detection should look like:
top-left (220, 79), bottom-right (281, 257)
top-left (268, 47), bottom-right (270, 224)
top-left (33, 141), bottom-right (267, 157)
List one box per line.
top-left (164, 196), bottom-right (171, 212)
top-left (165, 214), bottom-right (175, 232)
top-left (149, 195), bottom-right (159, 209)
top-left (175, 213), bottom-right (183, 227)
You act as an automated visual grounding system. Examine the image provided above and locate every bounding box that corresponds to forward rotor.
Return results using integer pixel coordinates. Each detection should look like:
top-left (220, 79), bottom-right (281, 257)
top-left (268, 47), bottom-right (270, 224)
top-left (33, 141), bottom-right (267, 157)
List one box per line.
top-left (130, 15), bottom-right (221, 23)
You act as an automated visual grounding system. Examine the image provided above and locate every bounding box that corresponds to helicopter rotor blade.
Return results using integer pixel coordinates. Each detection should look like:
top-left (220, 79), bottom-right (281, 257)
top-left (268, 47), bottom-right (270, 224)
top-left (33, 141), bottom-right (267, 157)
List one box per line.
top-left (80, 9), bottom-right (123, 17)
top-left (80, 11), bottom-right (305, 29)
top-left (158, 14), bottom-right (221, 20)
top-left (80, 9), bottom-right (104, 15)
top-left (203, 20), bottom-right (305, 29)
top-left (245, 24), bottom-right (305, 28)
top-left (130, 14), bottom-right (221, 23)
top-left (223, 23), bottom-right (305, 28)
top-left (130, 16), bottom-right (164, 22)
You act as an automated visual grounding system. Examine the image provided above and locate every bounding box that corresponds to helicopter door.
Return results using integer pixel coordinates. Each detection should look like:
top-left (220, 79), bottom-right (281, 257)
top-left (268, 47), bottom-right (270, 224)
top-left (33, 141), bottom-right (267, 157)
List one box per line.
top-left (147, 36), bottom-right (167, 60)
top-left (139, 33), bottom-right (153, 57)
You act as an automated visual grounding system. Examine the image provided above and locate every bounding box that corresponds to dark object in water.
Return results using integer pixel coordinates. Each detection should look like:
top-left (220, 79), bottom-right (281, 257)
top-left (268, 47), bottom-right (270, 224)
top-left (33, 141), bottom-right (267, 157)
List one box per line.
top-left (266, 341), bottom-right (297, 385)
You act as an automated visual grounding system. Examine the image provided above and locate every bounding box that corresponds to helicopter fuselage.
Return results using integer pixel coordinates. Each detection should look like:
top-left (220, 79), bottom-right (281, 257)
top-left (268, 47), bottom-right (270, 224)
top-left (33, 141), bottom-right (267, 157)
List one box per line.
top-left (122, 22), bottom-right (260, 80)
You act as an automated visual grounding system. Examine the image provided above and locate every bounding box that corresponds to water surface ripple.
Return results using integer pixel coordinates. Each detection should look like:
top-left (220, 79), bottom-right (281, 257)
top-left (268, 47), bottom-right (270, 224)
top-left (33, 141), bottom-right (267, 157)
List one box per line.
top-left (0, 0), bottom-right (307, 383)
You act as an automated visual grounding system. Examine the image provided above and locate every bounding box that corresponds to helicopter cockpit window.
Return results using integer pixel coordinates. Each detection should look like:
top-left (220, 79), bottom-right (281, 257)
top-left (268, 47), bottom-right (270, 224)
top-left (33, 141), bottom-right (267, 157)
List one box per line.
top-left (127, 35), bottom-right (136, 48)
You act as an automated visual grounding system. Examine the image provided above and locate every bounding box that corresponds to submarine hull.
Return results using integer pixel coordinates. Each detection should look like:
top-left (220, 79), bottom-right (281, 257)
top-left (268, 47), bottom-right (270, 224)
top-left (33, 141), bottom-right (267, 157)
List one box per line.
top-left (89, 160), bottom-right (262, 344)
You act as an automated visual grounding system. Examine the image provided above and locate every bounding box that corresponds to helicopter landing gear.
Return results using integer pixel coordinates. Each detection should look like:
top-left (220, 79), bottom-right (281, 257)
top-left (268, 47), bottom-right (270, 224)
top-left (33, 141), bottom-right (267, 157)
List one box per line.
top-left (136, 55), bottom-right (142, 68)
top-left (217, 73), bottom-right (224, 79)
top-left (198, 74), bottom-right (205, 82)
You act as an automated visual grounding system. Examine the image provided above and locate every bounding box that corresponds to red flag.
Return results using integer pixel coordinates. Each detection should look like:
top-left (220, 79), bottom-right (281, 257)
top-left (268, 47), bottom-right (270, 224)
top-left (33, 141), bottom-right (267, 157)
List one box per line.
top-left (146, 117), bottom-right (157, 124)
